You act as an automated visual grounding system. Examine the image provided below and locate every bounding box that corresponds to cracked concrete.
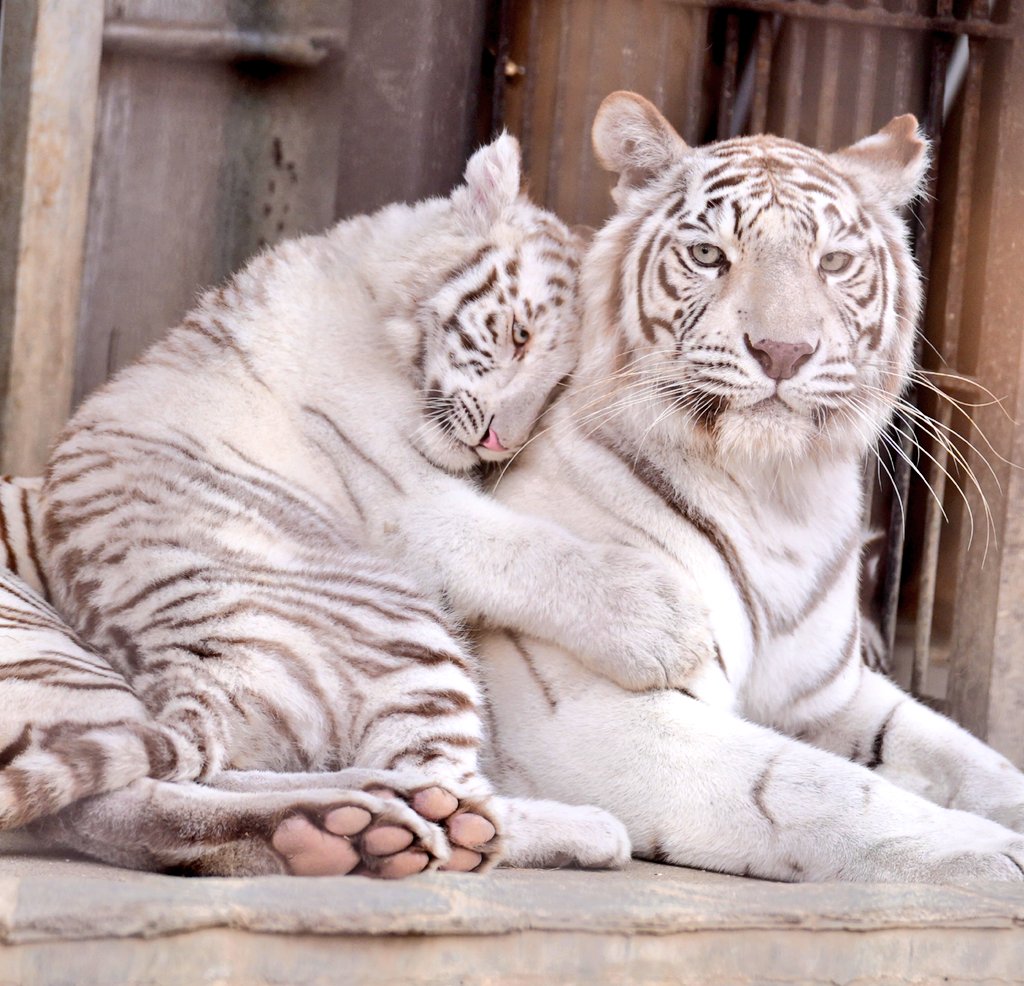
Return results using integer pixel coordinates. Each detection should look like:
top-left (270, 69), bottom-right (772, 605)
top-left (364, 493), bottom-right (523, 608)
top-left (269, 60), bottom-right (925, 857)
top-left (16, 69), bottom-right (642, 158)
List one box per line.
top-left (1, 851), bottom-right (1023, 984)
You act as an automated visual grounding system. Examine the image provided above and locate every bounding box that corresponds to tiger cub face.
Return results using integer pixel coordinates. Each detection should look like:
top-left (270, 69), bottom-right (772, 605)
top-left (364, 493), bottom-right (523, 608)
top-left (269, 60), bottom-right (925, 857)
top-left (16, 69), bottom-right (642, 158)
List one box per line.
top-left (588, 92), bottom-right (928, 466)
top-left (415, 136), bottom-right (582, 471)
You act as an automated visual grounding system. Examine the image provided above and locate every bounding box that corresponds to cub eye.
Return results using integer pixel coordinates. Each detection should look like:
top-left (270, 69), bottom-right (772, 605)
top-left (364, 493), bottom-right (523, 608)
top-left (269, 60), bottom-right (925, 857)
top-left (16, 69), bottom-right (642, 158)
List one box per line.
top-left (512, 321), bottom-right (531, 347)
top-left (688, 243), bottom-right (726, 268)
top-left (820, 251), bottom-right (853, 274)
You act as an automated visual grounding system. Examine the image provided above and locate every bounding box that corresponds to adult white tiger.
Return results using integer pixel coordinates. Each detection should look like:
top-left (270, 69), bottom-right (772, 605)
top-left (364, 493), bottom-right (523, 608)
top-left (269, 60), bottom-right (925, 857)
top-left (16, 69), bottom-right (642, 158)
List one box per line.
top-left (0, 134), bottom-right (681, 877)
top-left (479, 92), bottom-right (1024, 882)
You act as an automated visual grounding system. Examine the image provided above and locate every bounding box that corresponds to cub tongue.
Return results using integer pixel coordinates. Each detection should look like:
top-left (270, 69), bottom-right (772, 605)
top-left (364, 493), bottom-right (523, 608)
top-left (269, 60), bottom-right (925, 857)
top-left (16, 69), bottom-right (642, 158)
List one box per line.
top-left (479, 427), bottom-right (507, 452)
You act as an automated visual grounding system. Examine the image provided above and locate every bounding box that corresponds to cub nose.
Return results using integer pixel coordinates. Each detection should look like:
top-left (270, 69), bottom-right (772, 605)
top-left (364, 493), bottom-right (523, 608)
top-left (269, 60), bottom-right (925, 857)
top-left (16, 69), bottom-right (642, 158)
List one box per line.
top-left (744, 334), bottom-right (817, 381)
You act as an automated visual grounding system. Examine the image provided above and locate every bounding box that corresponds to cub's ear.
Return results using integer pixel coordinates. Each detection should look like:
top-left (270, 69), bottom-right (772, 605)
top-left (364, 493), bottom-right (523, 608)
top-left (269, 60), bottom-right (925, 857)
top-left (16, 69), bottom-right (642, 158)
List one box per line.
top-left (831, 115), bottom-right (930, 211)
top-left (456, 132), bottom-right (522, 233)
top-left (592, 91), bottom-right (688, 196)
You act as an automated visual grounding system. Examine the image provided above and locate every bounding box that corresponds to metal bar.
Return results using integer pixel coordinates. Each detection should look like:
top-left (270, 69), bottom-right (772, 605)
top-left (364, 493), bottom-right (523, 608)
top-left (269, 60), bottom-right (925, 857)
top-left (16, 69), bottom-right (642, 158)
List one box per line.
top-left (880, 436), bottom-right (912, 666)
top-left (683, 6), bottom-right (710, 141)
top-left (890, 29), bottom-right (953, 693)
top-left (655, 0), bottom-right (674, 110)
top-left (718, 12), bottom-right (741, 139)
top-left (913, 33), bottom-right (952, 283)
top-left (941, 37), bottom-right (986, 367)
top-left (911, 400), bottom-right (954, 696)
top-left (491, 0), bottom-right (514, 131)
top-left (853, 28), bottom-right (881, 137)
top-left (750, 15), bottom-right (774, 132)
top-left (102, 22), bottom-right (346, 67)
top-left (880, 3), bottom-right (930, 678)
top-left (816, 23), bottom-right (843, 147)
top-left (780, 18), bottom-right (808, 139)
top-left (664, 0), bottom-right (1016, 39)
top-left (547, 0), bottom-right (573, 208)
top-left (891, 31), bottom-right (917, 119)
top-left (518, 0), bottom-right (543, 176)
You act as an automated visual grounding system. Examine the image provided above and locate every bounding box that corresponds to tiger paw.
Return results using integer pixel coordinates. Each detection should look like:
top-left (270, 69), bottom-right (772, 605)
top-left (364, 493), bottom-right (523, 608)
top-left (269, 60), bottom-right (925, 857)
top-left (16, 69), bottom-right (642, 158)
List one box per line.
top-left (365, 783), bottom-right (501, 872)
top-left (270, 785), bottom-right (501, 877)
top-left (271, 793), bottom-right (448, 878)
top-left (409, 785), bottom-right (501, 872)
top-left (582, 545), bottom-right (717, 691)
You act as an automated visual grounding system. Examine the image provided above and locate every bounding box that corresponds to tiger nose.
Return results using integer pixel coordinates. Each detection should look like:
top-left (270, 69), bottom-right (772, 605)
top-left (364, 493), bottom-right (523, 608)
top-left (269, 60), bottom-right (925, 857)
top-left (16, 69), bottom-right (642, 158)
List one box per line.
top-left (743, 334), bottom-right (818, 381)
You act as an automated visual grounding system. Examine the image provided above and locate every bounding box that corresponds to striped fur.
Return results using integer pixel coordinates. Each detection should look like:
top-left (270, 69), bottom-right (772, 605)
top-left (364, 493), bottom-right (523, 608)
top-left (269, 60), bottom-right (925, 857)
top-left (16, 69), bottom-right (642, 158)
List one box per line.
top-left (0, 478), bottom-right (47, 597)
top-left (0, 563), bottom-right (188, 830)
top-left (479, 94), bottom-right (1024, 883)
top-left (0, 135), bottom-right (630, 876)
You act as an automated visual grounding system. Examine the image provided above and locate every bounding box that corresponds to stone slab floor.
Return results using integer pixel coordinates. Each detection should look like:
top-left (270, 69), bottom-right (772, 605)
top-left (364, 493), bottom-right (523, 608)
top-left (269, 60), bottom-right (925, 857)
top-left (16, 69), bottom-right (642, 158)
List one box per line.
top-left (1, 850), bottom-right (1023, 985)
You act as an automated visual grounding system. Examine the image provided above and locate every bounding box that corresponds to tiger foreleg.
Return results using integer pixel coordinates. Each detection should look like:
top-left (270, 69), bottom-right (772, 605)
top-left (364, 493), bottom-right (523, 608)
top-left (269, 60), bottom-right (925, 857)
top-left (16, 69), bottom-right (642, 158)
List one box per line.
top-left (795, 667), bottom-right (1024, 833)
top-left (485, 645), bottom-right (1024, 882)
top-left (376, 487), bottom-right (717, 692)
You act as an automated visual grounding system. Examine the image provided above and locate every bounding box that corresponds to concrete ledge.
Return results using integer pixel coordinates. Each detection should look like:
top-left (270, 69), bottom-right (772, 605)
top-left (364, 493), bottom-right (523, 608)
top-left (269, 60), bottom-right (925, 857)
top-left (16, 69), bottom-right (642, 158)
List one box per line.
top-left (2, 854), bottom-right (1023, 984)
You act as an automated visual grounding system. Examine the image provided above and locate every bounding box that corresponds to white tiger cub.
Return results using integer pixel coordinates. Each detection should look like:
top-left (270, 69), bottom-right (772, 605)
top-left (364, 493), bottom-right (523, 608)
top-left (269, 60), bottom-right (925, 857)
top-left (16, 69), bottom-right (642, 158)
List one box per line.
top-left (0, 134), bottom-right (670, 877)
top-left (478, 93), bottom-right (1024, 883)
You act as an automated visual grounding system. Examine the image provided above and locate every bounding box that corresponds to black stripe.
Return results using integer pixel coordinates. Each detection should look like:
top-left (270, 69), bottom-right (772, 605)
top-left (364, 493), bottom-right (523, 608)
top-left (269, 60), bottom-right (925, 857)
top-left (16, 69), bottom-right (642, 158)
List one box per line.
top-left (22, 488), bottom-right (50, 598)
top-left (454, 267), bottom-right (498, 314)
top-left (866, 704), bottom-right (901, 770)
top-left (788, 620), bottom-right (859, 705)
top-left (751, 757), bottom-right (778, 827)
top-left (302, 406), bottom-right (404, 495)
top-left (507, 631), bottom-right (558, 711)
top-left (0, 724), bottom-right (31, 769)
top-left (592, 431), bottom-right (762, 645)
top-left (0, 496), bottom-right (15, 571)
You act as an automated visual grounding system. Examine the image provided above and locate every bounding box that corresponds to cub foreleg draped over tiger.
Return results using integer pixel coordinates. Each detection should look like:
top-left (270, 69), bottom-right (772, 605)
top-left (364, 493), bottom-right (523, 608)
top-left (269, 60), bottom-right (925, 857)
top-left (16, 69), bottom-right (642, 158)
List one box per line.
top-left (479, 93), bottom-right (1024, 883)
top-left (1, 135), bottom-right (639, 876)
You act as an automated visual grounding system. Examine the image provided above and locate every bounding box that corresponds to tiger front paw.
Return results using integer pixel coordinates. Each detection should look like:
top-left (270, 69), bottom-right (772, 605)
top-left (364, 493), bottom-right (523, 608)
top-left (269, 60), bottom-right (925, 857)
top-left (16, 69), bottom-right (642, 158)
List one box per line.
top-left (580, 545), bottom-right (716, 691)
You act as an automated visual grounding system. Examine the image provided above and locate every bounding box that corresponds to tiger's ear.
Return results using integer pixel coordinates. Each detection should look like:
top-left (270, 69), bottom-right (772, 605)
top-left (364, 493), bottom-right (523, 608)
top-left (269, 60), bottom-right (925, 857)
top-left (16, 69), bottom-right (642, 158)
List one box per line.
top-left (592, 91), bottom-right (688, 196)
top-left (456, 132), bottom-right (522, 233)
top-left (831, 115), bottom-right (930, 211)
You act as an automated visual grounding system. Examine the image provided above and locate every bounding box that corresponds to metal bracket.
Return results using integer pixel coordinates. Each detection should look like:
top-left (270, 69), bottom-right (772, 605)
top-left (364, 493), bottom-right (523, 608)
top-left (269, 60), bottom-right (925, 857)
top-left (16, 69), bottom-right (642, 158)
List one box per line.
top-left (102, 22), bottom-right (347, 68)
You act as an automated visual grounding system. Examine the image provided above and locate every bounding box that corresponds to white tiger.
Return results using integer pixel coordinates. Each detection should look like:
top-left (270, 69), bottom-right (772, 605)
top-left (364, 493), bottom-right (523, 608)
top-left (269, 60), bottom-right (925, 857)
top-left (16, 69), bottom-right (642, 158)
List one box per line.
top-left (0, 134), bottom-right (676, 877)
top-left (477, 92), bottom-right (1024, 883)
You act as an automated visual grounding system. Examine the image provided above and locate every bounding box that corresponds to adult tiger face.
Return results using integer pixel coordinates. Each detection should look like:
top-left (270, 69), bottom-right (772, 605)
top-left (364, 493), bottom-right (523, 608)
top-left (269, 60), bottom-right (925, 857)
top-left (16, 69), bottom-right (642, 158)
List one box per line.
top-left (584, 92), bottom-right (928, 466)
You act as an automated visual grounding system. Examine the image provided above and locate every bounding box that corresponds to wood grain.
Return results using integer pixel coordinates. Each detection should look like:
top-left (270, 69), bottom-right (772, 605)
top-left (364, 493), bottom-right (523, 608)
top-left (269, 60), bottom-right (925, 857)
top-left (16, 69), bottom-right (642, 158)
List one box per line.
top-left (0, 0), bottom-right (104, 474)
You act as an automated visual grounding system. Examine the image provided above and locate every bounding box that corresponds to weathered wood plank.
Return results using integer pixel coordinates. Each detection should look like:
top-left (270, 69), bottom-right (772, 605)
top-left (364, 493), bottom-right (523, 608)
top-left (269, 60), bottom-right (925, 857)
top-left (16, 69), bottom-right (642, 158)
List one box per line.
top-left (947, 17), bottom-right (1024, 764)
top-left (73, 0), bottom-right (352, 405)
top-left (333, 0), bottom-right (489, 220)
top-left (0, 0), bottom-right (104, 474)
top-left (500, 0), bottom-right (699, 228)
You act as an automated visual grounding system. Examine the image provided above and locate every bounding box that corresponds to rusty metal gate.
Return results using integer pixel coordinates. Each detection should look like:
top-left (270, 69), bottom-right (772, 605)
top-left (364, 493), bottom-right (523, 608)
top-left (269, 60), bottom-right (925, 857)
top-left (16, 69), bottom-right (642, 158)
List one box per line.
top-left (494, 0), bottom-right (1024, 762)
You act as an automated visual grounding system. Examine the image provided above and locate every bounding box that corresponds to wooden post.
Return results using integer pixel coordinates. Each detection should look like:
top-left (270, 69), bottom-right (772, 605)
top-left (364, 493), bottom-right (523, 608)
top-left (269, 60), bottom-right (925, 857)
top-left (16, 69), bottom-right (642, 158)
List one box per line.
top-left (0, 0), bottom-right (104, 474)
top-left (946, 7), bottom-right (1024, 764)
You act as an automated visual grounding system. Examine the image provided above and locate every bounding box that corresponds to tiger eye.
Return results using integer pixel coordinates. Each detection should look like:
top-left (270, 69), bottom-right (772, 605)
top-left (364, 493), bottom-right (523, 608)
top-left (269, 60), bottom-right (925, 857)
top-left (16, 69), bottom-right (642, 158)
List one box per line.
top-left (820, 251), bottom-right (853, 274)
top-left (512, 321), bottom-right (531, 347)
top-left (689, 243), bottom-right (726, 268)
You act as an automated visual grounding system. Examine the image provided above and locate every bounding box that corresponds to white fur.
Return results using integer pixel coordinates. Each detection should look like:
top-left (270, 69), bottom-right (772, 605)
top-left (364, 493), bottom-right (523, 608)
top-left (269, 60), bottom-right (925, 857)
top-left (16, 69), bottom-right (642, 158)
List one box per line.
top-left (478, 94), bottom-right (1024, 884)
top-left (1, 137), bottom-right (637, 872)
